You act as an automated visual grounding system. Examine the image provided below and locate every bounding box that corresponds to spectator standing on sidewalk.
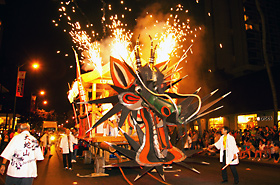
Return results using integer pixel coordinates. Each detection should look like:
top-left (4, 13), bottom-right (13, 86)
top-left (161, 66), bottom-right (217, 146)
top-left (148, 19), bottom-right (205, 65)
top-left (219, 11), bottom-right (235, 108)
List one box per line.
top-left (209, 126), bottom-right (239, 184)
top-left (0, 123), bottom-right (44, 185)
top-left (183, 131), bottom-right (192, 150)
top-left (60, 129), bottom-right (77, 170)
top-left (191, 131), bottom-right (198, 149)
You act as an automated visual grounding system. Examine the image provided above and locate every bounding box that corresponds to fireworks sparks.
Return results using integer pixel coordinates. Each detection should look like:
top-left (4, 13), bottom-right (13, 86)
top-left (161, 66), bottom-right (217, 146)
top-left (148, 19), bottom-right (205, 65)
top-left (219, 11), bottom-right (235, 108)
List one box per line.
top-left (110, 20), bottom-right (133, 63)
top-left (54, 1), bottom-right (202, 75)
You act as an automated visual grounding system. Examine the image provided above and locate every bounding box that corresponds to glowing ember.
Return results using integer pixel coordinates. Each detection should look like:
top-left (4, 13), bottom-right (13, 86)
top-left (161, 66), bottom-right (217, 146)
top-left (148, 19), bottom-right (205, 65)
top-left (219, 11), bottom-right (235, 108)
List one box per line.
top-left (56, 1), bottom-right (201, 75)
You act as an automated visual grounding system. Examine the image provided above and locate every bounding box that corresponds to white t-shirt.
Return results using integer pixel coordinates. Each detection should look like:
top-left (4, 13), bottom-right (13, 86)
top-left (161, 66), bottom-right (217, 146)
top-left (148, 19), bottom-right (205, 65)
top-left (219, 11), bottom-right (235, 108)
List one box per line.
top-left (0, 130), bottom-right (44, 178)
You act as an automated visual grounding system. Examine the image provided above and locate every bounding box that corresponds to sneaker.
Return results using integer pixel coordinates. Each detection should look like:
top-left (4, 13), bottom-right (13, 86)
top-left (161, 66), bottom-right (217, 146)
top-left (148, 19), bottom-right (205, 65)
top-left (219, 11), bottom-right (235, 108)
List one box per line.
top-left (49, 155), bottom-right (53, 159)
top-left (257, 158), bottom-right (261, 161)
top-left (68, 168), bottom-right (72, 171)
top-left (64, 167), bottom-right (68, 170)
top-left (221, 180), bottom-right (228, 183)
top-left (71, 159), bottom-right (76, 163)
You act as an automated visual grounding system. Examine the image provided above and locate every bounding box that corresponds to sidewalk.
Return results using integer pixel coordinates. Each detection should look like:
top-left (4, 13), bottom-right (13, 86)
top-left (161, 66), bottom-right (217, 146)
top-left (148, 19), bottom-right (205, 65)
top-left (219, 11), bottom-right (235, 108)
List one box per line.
top-left (200, 151), bottom-right (280, 167)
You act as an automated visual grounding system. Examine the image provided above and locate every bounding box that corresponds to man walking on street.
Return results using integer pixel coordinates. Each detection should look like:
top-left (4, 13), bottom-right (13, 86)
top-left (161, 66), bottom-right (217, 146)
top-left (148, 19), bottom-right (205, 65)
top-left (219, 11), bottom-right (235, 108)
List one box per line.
top-left (0, 123), bottom-right (44, 185)
top-left (60, 129), bottom-right (77, 170)
top-left (209, 126), bottom-right (239, 184)
top-left (40, 130), bottom-right (52, 158)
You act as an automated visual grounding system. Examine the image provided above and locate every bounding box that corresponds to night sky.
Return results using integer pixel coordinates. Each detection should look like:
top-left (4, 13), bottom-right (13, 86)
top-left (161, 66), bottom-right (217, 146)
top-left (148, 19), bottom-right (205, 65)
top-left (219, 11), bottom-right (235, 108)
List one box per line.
top-left (1, 0), bottom-right (279, 120)
top-left (1, 0), bottom-right (200, 115)
top-left (0, 0), bottom-right (76, 115)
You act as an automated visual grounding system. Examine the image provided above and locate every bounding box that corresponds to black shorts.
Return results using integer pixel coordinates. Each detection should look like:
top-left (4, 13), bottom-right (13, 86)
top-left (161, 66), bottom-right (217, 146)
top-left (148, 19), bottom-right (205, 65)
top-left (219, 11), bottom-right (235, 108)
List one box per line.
top-left (5, 176), bottom-right (34, 185)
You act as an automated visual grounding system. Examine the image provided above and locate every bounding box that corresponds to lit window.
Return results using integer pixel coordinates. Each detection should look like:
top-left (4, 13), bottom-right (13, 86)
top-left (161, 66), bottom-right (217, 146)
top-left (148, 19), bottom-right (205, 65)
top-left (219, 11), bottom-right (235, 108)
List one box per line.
top-left (209, 117), bottom-right (224, 129)
top-left (245, 24), bottom-right (253, 30)
top-left (237, 114), bottom-right (257, 130)
top-left (244, 15), bottom-right (248, 21)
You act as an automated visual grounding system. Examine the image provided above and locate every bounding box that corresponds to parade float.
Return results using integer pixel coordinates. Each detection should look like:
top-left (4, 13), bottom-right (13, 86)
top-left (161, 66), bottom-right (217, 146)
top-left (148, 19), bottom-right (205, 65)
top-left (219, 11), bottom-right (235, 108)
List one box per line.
top-left (63, 1), bottom-right (230, 183)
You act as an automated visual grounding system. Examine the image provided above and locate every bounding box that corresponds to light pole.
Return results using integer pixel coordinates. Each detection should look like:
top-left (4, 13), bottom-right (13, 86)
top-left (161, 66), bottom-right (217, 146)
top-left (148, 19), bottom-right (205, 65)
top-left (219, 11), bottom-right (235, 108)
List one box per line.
top-left (12, 62), bottom-right (39, 130)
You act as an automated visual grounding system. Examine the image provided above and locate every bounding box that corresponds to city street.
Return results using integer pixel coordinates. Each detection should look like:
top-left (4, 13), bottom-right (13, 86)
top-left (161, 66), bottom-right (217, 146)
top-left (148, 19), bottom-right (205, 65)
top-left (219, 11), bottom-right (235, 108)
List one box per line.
top-left (1, 147), bottom-right (279, 185)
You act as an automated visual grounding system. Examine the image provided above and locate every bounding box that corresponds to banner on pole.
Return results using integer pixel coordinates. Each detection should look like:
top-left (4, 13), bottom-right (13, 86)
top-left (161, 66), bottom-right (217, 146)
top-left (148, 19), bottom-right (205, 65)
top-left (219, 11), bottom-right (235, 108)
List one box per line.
top-left (30, 95), bottom-right (37, 112)
top-left (16, 71), bottom-right (26, 97)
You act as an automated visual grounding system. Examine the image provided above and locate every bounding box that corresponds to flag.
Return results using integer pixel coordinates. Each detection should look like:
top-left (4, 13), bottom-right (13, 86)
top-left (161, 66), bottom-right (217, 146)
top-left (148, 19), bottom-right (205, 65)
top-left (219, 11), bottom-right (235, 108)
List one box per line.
top-left (16, 71), bottom-right (26, 97)
top-left (30, 95), bottom-right (37, 112)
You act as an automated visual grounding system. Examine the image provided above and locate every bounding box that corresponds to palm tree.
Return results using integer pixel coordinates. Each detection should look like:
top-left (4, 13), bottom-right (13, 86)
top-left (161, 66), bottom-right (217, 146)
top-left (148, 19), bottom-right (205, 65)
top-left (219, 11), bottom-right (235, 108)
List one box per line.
top-left (255, 0), bottom-right (278, 126)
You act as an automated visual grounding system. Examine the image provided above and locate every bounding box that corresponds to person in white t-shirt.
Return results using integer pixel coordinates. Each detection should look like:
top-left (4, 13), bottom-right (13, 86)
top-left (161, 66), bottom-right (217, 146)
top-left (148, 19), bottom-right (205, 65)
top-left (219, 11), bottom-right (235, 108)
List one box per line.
top-left (0, 123), bottom-right (44, 185)
top-left (183, 132), bottom-right (192, 150)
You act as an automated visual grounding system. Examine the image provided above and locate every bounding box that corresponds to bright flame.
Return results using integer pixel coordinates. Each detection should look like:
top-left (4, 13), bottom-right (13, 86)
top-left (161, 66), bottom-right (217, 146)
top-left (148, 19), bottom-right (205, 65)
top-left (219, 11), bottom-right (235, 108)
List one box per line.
top-left (69, 22), bottom-right (103, 75)
top-left (157, 33), bottom-right (177, 63)
top-left (110, 20), bottom-right (133, 63)
top-left (57, 2), bottom-right (200, 75)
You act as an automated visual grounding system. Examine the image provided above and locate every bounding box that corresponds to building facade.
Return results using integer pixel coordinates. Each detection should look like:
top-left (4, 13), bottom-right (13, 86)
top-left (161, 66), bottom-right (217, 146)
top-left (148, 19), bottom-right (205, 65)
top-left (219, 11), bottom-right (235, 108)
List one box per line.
top-left (204, 0), bottom-right (280, 77)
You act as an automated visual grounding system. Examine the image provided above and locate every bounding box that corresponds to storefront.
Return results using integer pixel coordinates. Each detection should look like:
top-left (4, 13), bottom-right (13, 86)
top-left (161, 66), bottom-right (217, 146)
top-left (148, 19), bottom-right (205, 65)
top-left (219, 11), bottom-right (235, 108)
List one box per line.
top-left (208, 117), bottom-right (224, 130)
top-left (0, 113), bottom-right (19, 131)
top-left (237, 114), bottom-right (257, 130)
top-left (207, 110), bottom-right (280, 132)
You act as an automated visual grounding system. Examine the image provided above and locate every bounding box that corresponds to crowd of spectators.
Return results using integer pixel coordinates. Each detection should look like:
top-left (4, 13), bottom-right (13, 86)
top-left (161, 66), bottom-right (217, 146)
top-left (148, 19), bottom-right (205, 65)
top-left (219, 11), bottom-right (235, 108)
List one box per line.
top-left (184, 125), bottom-right (280, 163)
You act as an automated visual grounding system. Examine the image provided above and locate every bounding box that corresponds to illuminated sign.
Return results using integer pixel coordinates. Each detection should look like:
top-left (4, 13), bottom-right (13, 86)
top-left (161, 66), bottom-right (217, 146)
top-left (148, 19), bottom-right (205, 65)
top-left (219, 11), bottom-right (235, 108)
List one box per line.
top-left (257, 116), bottom-right (273, 121)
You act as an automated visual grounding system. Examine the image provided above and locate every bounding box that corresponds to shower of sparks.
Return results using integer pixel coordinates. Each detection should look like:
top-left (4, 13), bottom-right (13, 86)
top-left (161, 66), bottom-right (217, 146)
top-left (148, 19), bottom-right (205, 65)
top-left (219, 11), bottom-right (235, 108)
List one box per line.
top-left (108, 19), bottom-right (133, 64)
top-left (69, 22), bottom-right (103, 74)
top-left (55, 1), bottom-right (201, 75)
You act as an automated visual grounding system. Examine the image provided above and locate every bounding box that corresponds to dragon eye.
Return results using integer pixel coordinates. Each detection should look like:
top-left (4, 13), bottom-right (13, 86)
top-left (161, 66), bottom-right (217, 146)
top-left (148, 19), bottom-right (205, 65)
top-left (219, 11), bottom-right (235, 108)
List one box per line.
top-left (135, 86), bottom-right (142, 93)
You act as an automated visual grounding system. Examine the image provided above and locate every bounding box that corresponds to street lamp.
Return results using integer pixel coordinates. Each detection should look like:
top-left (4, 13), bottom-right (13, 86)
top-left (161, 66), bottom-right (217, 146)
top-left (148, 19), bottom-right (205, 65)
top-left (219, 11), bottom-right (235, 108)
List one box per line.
top-left (40, 90), bottom-right (45, 95)
top-left (12, 62), bottom-right (39, 130)
top-left (32, 63), bottom-right (39, 69)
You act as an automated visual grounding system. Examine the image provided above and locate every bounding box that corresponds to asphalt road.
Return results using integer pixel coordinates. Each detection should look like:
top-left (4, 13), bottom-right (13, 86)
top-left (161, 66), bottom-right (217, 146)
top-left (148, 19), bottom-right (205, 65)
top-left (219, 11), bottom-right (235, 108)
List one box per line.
top-left (0, 147), bottom-right (279, 185)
